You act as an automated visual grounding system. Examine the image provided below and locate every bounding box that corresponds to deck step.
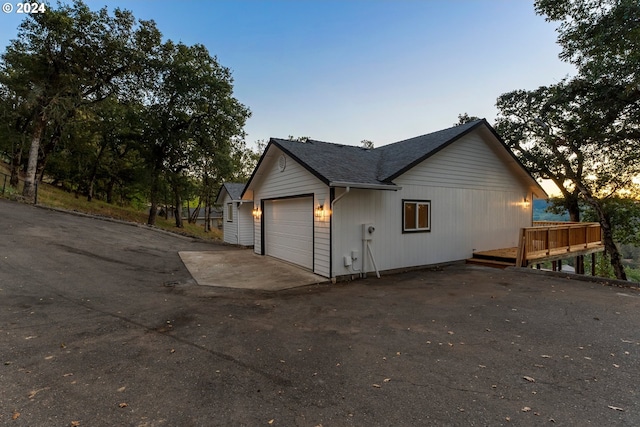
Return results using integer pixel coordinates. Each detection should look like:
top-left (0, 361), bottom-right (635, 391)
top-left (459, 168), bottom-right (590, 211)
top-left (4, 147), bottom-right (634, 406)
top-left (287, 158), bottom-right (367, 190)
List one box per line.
top-left (466, 258), bottom-right (515, 269)
top-left (471, 253), bottom-right (516, 263)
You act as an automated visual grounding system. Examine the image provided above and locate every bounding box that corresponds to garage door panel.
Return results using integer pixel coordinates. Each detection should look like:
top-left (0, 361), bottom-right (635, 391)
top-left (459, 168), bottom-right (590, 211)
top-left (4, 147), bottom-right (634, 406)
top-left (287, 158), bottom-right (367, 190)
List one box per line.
top-left (264, 197), bottom-right (313, 270)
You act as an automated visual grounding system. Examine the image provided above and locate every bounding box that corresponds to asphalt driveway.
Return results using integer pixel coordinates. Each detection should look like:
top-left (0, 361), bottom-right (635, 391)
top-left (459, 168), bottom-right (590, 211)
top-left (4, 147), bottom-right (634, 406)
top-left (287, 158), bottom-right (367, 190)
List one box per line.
top-left (1, 198), bottom-right (639, 426)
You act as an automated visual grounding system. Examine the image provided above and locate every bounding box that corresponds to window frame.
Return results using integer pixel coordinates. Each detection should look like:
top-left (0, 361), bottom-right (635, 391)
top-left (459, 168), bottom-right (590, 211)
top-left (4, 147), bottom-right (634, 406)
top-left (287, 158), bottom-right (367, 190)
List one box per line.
top-left (402, 199), bottom-right (431, 233)
top-left (227, 202), bottom-right (233, 222)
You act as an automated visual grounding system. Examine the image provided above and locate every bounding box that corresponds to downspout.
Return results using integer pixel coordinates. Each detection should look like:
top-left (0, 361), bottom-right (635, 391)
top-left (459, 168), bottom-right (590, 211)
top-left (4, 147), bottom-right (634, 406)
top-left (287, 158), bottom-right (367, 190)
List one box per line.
top-left (237, 201), bottom-right (242, 245)
top-left (330, 187), bottom-right (350, 283)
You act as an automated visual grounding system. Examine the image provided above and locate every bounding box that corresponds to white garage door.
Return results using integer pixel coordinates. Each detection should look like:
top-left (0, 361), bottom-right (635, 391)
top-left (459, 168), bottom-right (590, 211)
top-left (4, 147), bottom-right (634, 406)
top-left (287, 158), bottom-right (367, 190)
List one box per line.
top-left (264, 197), bottom-right (313, 270)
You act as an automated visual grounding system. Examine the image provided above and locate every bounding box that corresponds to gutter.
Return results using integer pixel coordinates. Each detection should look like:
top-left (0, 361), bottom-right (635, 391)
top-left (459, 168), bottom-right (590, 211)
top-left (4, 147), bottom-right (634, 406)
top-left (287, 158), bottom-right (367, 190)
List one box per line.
top-left (329, 181), bottom-right (401, 191)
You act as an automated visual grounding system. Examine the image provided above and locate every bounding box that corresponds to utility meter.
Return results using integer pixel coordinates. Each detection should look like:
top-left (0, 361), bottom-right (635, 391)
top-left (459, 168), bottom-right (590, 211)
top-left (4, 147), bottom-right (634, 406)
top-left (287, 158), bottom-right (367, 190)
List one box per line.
top-left (362, 223), bottom-right (375, 240)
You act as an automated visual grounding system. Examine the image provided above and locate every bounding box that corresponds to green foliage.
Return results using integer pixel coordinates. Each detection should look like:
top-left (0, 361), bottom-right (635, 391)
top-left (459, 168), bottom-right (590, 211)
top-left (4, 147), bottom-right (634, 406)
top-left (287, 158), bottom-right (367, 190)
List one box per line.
top-left (580, 252), bottom-right (616, 279)
top-left (625, 268), bottom-right (640, 283)
top-left (287, 135), bottom-right (310, 142)
top-left (496, 0), bottom-right (640, 280)
top-left (595, 253), bottom-right (616, 279)
top-left (1, 184), bottom-right (18, 198)
top-left (455, 113), bottom-right (481, 126)
top-left (139, 40), bottom-right (250, 225)
top-left (535, 0), bottom-right (640, 86)
top-left (582, 198), bottom-right (640, 246)
top-left (360, 140), bottom-right (374, 149)
top-left (0, 0), bottom-right (251, 224)
top-left (532, 199), bottom-right (570, 221)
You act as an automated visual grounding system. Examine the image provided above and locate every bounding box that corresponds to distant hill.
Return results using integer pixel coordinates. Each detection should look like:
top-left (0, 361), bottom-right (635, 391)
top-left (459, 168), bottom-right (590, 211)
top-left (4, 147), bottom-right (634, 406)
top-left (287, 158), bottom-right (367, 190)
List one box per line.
top-left (533, 199), bottom-right (570, 221)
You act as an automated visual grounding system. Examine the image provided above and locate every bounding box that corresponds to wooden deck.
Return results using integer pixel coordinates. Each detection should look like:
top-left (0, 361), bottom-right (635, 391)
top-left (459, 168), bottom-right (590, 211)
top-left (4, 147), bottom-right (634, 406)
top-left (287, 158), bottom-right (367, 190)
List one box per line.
top-left (466, 247), bottom-right (518, 269)
top-left (468, 222), bottom-right (605, 271)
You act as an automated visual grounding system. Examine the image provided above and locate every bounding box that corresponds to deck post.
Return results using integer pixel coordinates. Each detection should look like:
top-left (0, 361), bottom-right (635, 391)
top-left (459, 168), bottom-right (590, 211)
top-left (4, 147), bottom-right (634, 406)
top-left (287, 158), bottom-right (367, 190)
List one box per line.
top-left (546, 228), bottom-right (550, 256)
top-left (515, 228), bottom-right (526, 268)
top-left (591, 253), bottom-right (596, 276)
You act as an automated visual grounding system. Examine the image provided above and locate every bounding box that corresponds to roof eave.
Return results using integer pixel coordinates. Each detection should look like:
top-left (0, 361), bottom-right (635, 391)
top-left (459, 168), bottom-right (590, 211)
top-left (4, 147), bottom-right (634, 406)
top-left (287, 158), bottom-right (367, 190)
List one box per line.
top-left (241, 139), bottom-right (276, 199)
top-left (270, 139), bottom-right (331, 186)
top-left (214, 186), bottom-right (227, 205)
top-left (481, 122), bottom-right (548, 199)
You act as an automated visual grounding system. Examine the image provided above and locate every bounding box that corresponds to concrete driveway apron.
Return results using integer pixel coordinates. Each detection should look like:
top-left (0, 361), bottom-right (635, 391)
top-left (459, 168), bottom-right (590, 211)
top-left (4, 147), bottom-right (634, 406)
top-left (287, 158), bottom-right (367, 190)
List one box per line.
top-left (179, 248), bottom-right (327, 291)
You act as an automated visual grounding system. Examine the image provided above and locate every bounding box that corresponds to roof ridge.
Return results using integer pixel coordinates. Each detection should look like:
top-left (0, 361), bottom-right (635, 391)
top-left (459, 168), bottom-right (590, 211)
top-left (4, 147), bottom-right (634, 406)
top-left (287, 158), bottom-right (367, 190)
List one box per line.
top-left (274, 137), bottom-right (373, 152)
top-left (377, 119), bottom-right (484, 151)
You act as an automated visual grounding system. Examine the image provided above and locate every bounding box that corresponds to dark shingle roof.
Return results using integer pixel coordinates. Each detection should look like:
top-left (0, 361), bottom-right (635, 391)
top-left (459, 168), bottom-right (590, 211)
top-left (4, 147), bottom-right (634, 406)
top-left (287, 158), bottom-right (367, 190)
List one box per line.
top-left (243, 118), bottom-right (546, 198)
top-left (223, 182), bottom-right (246, 200)
top-left (271, 138), bottom-right (387, 186)
top-left (270, 120), bottom-right (484, 186)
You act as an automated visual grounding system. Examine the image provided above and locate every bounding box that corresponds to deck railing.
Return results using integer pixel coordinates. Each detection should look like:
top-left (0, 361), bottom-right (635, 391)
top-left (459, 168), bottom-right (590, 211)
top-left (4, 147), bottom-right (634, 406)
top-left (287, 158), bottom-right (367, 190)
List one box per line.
top-left (516, 222), bottom-right (603, 267)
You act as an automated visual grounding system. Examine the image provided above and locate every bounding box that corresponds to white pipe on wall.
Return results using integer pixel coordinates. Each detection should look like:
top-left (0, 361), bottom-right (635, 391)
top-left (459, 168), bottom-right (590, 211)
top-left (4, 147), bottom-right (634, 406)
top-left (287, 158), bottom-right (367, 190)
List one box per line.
top-left (366, 240), bottom-right (380, 279)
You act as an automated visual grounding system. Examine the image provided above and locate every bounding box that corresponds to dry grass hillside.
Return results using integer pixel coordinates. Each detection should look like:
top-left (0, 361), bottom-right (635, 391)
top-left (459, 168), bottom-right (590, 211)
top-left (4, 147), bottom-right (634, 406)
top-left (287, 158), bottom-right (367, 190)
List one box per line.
top-left (0, 162), bottom-right (222, 241)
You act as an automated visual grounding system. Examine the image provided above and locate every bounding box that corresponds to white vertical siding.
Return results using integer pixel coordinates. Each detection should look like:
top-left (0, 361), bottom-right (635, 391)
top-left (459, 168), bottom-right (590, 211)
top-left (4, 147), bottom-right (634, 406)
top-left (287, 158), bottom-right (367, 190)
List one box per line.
top-left (397, 131), bottom-right (532, 192)
top-left (253, 207), bottom-right (262, 254)
top-left (251, 147), bottom-right (330, 277)
top-left (222, 193), bottom-right (237, 245)
top-left (238, 203), bottom-right (254, 246)
top-left (222, 193), bottom-right (254, 246)
top-left (332, 131), bottom-right (533, 277)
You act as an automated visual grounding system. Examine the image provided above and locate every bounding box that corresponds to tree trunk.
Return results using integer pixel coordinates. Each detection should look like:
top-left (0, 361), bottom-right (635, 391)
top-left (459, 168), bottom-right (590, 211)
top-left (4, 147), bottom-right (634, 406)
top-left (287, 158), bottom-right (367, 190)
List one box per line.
top-left (577, 187), bottom-right (627, 280)
top-left (173, 182), bottom-right (183, 228)
top-left (204, 193), bottom-right (211, 232)
top-left (22, 116), bottom-right (46, 202)
top-left (148, 200), bottom-right (158, 226)
top-left (556, 184), bottom-right (581, 222)
top-left (147, 171), bottom-right (160, 226)
top-left (566, 194), bottom-right (580, 222)
top-left (596, 210), bottom-right (626, 280)
top-left (10, 142), bottom-right (22, 187)
top-left (106, 177), bottom-right (116, 204)
top-left (37, 126), bottom-right (63, 185)
top-left (189, 201), bottom-right (201, 224)
top-left (87, 142), bottom-right (107, 202)
top-left (10, 117), bottom-right (30, 187)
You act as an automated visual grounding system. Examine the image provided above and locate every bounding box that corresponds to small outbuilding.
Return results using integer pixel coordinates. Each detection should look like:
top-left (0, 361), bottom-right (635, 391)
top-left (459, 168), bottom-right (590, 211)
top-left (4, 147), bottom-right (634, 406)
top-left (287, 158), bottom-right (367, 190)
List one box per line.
top-left (240, 119), bottom-right (547, 279)
top-left (215, 182), bottom-right (253, 246)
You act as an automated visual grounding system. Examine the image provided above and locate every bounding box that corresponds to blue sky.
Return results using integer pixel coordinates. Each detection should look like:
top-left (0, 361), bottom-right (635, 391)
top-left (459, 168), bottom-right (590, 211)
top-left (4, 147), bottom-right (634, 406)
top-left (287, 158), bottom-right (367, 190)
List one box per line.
top-left (0, 0), bottom-right (574, 149)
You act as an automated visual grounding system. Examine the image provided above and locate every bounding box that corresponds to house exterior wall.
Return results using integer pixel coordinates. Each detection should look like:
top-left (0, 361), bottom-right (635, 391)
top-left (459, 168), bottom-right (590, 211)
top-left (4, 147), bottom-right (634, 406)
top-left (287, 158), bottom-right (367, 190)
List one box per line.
top-left (221, 192), bottom-right (254, 246)
top-left (331, 131), bottom-right (533, 277)
top-left (252, 148), bottom-right (330, 277)
top-left (237, 203), bottom-right (254, 246)
top-left (222, 192), bottom-right (236, 245)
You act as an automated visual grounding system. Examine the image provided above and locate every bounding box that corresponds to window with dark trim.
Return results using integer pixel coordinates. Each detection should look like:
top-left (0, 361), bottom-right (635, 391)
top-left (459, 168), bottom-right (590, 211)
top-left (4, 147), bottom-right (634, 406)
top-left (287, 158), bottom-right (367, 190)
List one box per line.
top-left (227, 203), bottom-right (233, 222)
top-left (403, 200), bottom-right (430, 232)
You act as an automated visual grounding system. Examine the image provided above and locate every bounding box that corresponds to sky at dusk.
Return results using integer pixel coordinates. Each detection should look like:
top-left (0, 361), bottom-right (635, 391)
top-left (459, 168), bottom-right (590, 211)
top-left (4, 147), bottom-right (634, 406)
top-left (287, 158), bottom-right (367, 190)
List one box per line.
top-left (0, 0), bottom-right (574, 155)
